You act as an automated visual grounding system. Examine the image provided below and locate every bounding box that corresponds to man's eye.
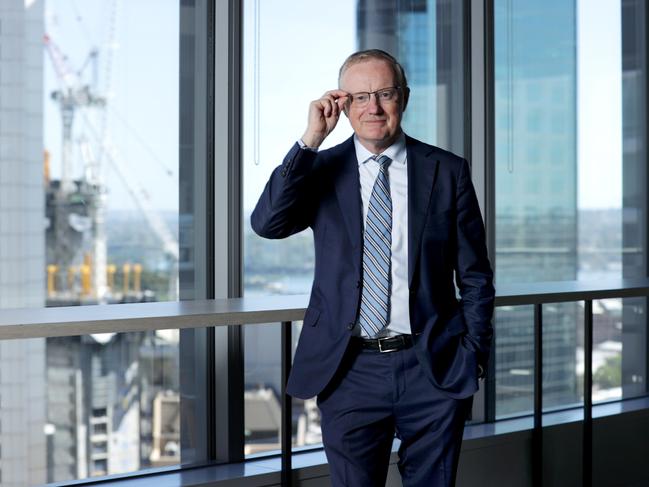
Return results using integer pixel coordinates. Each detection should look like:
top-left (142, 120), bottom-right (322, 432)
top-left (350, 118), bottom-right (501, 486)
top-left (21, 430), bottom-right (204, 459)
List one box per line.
top-left (379, 90), bottom-right (393, 99)
top-left (355, 94), bottom-right (369, 103)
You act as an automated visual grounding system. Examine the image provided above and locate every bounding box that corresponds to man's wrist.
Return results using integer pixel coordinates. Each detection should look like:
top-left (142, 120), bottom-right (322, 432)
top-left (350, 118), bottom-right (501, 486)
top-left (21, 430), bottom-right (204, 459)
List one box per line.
top-left (298, 138), bottom-right (319, 152)
top-left (300, 132), bottom-right (324, 149)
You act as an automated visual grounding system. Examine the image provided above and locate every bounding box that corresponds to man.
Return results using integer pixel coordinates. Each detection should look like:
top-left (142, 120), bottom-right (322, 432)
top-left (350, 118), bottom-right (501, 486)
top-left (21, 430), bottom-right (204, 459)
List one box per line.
top-left (251, 49), bottom-right (494, 486)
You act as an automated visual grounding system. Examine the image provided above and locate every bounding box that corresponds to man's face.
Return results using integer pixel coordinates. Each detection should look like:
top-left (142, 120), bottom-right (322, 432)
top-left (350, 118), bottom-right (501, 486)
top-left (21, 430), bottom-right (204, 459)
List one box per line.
top-left (340, 59), bottom-right (407, 153)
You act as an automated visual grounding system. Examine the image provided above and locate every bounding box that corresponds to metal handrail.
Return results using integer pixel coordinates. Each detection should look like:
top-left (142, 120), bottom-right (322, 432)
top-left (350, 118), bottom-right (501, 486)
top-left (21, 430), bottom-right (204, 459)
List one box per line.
top-left (0, 294), bottom-right (308, 340)
top-left (1, 277), bottom-right (647, 340)
top-left (492, 278), bottom-right (649, 487)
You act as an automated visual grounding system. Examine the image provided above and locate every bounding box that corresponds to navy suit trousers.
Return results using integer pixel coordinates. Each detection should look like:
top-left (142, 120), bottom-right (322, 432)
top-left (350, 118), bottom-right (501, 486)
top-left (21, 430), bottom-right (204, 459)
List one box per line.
top-left (317, 340), bottom-right (472, 487)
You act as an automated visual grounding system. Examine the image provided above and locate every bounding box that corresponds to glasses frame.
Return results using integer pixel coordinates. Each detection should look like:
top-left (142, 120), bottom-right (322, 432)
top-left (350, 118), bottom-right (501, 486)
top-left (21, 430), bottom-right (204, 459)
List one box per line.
top-left (346, 85), bottom-right (402, 108)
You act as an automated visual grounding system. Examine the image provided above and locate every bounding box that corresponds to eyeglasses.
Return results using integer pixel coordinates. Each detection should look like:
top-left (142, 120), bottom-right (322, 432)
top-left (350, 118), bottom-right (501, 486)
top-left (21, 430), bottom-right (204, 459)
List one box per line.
top-left (347, 86), bottom-right (401, 108)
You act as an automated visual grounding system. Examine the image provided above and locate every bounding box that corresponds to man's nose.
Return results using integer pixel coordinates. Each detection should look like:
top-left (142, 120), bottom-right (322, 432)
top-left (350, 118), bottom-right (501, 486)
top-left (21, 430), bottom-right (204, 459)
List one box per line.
top-left (366, 93), bottom-right (384, 113)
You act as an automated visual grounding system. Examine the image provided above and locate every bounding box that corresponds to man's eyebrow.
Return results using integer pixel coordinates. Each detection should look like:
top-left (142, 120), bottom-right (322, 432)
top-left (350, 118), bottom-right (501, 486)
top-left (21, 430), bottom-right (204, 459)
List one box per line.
top-left (351, 86), bottom-right (395, 94)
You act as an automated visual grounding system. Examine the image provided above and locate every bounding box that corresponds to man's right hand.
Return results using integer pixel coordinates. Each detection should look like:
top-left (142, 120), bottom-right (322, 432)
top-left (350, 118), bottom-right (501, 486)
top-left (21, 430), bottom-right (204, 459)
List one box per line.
top-left (301, 90), bottom-right (349, 149)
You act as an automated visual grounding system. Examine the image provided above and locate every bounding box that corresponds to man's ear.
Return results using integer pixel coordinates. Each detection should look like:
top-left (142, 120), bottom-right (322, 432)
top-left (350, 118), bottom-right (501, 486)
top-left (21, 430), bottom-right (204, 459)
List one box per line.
top-left (402, 87), bottom-right (410, 112)
top-left (343, 106), bottom-right (349, 118)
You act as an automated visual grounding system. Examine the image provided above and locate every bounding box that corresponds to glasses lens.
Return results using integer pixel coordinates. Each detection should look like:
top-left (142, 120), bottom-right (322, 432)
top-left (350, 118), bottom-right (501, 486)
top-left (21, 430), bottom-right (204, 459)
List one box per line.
top-left (351, 88), bottom-right (398, 107)
top-left (353, 93), bottom-right (370, 106)
top-left (378, 88), bottom-right (397, 101)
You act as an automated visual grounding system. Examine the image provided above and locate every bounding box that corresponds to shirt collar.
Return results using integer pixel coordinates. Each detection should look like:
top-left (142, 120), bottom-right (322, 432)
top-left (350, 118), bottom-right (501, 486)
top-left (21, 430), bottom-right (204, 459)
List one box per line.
top-left (354, 132), bottom-right (407, 167)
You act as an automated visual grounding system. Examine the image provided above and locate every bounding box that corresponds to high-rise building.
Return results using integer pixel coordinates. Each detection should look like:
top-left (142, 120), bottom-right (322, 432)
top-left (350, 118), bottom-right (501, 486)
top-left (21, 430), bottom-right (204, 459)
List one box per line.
top-left (356, 0), bottom-right (465, 154)
top-left (46, 331), bottom-right (180, 482)
top-left (494, 0), bottom-right (579, 414)
top-left (0, 0), bottom-right (47, 485)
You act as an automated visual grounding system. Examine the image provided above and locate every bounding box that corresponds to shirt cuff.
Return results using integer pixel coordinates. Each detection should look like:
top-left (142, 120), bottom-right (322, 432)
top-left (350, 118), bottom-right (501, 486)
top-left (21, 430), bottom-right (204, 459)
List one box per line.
top-left (297, 139), bottom-right (318, 152)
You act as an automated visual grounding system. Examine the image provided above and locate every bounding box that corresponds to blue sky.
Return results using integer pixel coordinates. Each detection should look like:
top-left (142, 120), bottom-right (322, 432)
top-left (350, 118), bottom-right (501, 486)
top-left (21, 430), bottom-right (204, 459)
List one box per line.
top-left (241, 0), bottom-right (357, 211)
top-left (577, 0), bottom-right (622, 209)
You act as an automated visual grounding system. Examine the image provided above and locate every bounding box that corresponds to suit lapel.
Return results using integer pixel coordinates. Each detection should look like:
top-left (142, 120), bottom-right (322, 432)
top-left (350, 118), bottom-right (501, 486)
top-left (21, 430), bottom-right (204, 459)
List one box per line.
top-left (407, 136), bottom-right (439, 286)
top-left (334, 139), bottom-right (363, 267)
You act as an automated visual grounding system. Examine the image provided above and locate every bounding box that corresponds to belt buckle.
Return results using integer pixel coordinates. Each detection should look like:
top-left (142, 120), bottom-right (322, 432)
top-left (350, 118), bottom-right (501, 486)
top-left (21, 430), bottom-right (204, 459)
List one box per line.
top-left (377, 336), bottom-right (397, 353)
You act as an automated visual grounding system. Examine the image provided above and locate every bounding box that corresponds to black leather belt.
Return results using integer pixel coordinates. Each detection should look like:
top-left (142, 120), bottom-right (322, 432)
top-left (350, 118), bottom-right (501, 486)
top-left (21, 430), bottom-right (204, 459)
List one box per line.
top-left (355, 334), bottom-right (414, 353)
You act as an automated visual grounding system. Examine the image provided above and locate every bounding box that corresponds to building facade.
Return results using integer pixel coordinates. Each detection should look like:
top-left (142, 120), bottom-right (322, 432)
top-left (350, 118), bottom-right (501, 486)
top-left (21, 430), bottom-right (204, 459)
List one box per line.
top-left (0, 0), bottom-right (47, 485)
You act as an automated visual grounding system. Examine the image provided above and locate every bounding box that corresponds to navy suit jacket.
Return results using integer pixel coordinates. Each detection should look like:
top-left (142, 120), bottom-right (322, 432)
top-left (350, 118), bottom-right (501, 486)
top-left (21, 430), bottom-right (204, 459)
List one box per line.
top-left (251, 135), bottom-right (494, 400)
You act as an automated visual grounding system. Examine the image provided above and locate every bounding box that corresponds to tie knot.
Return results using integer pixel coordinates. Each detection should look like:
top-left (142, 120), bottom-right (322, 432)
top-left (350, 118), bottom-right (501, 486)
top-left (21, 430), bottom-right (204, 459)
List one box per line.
top-left (374, 154), bottom-right (391, 170)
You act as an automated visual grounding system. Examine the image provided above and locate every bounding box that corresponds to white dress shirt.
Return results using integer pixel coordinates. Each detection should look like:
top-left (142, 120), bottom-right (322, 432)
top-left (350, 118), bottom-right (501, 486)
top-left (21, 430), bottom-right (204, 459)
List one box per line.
top-left (354, 133), bottom-right (411, 337)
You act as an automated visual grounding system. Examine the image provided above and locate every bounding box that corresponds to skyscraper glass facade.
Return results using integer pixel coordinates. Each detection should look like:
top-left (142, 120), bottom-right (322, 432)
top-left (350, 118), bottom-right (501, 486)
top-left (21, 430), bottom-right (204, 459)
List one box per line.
top-left (356, 0), bottom-right (466, 155)
top-left (494, 0), bottom-right (579, 416)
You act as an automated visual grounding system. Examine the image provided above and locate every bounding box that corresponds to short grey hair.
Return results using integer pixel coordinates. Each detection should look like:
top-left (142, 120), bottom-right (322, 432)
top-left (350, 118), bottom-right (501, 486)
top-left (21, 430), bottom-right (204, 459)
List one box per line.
top-left (338, 49), bottom-right (408, 89)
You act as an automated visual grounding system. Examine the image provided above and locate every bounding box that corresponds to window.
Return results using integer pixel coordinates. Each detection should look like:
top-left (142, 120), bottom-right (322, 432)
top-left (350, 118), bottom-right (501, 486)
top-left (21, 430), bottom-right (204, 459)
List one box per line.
top-left (0, 1), bottom-right (647, 484)
top-left (242, 0), bottom-right (466, 455)
top-left (242, 0), bottom-right (356, 455)
top-left (0, 0), bottom-right (182, 483)
top-left (494, 0), bottom-right (647, 417)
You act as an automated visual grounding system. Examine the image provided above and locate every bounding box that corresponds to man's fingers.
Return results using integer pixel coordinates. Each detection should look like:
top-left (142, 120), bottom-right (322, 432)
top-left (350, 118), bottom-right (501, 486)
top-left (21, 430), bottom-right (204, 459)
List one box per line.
top-left (320, 90), bottom-right (349, 118)
top-left (323, 98), bottom-right (334, 118)
top-left (326, 95), bottom-right (349, 115)
top-left (312, 99), bottom-right (332, 119)
top-left (304, 90), bottom-right (348, 146)
top-left (324, 89), bottom-right (349, 99)
top-left (335, 95), bottom-right (348, 111)
top-left (321, 97), bottom-right (338, 118)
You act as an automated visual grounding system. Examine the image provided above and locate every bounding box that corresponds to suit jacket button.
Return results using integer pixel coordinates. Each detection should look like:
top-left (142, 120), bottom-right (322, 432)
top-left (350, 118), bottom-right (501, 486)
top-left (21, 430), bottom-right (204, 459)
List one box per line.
top-left (280, 169), bottom-right (287, 177)
top-left (347, 323), bottom-right (355, 330)
top-left (356, 280), bottom-right (361, 288)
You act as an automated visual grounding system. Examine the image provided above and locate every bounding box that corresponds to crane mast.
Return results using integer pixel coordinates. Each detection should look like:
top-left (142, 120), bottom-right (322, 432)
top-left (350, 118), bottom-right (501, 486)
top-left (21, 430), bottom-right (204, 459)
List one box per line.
top-left (44, 33), bottom-right (179, 302)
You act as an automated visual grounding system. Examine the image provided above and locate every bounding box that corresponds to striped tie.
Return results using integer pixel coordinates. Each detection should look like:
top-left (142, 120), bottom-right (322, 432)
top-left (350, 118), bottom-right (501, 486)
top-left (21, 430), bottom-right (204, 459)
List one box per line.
top-left (358, 154), bottom-right (392, 337)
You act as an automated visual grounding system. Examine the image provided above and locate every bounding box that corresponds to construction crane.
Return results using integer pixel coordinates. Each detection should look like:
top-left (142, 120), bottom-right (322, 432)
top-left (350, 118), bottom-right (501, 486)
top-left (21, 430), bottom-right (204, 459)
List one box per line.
top-left (44, 31), bottom-right (179, 301)
top-left (44, 33), bottom-right (107, 299)
top-left (44, 34), bottom-right (105, 194)
top-left (75, 110), bottom-right (179, 262)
